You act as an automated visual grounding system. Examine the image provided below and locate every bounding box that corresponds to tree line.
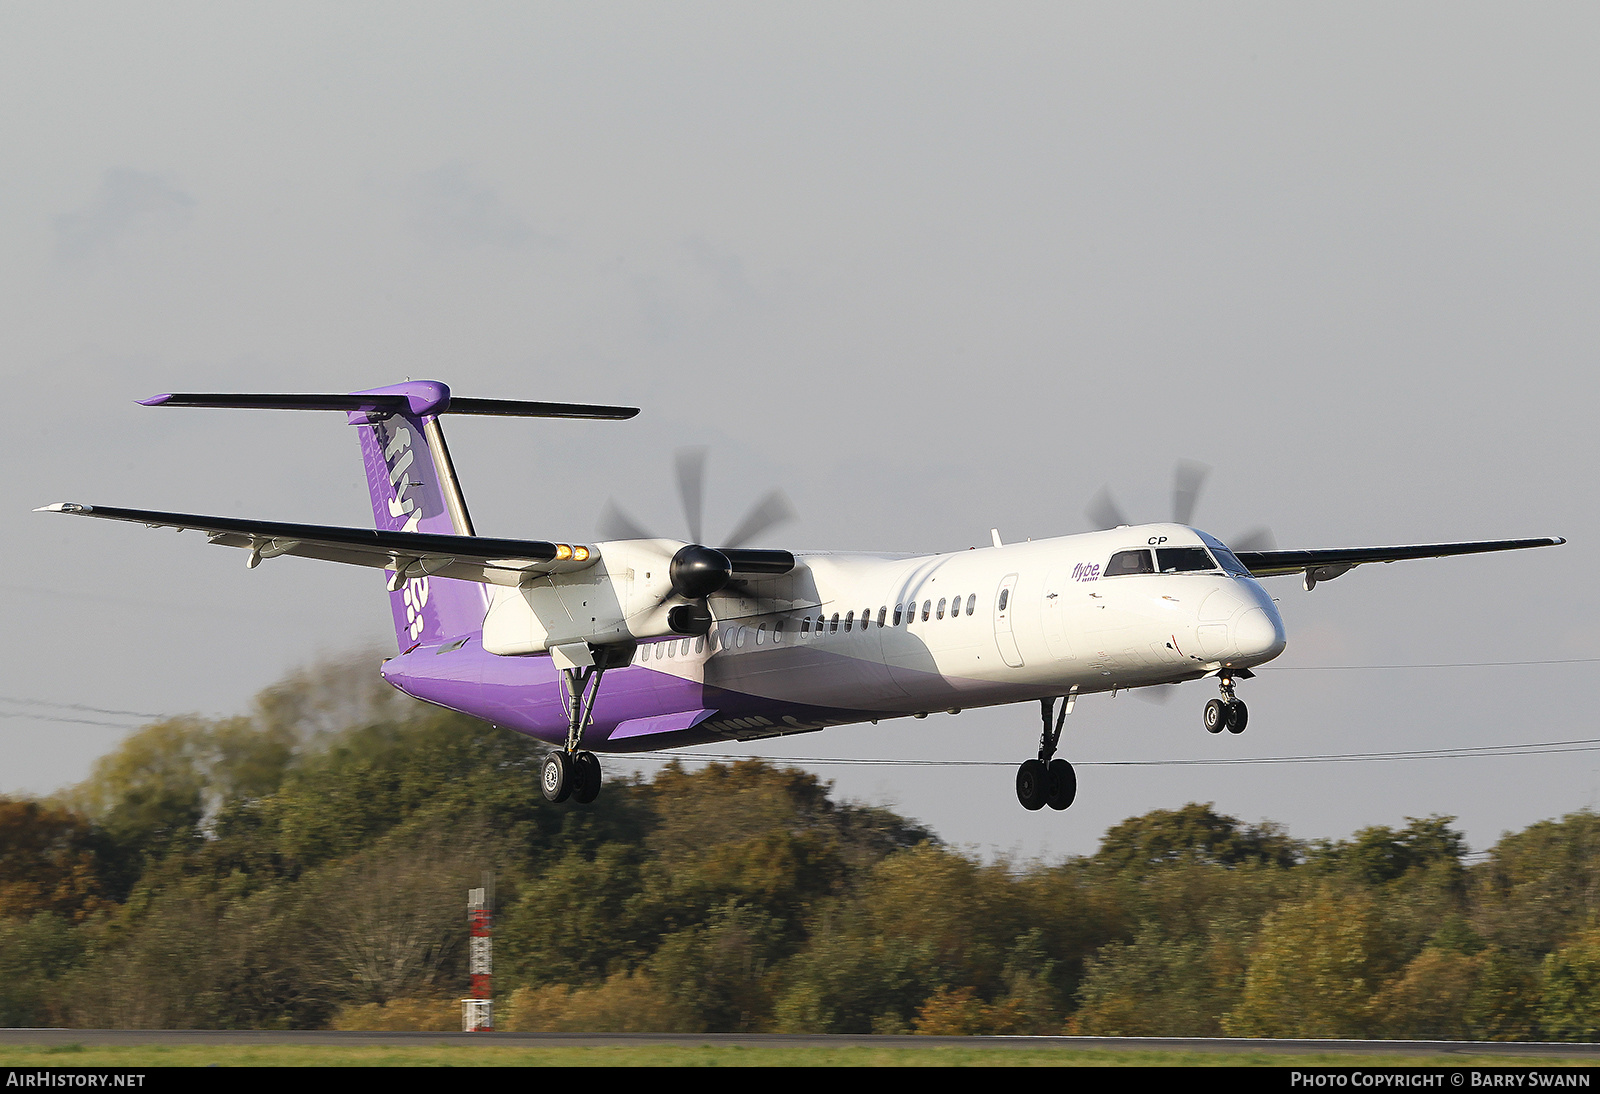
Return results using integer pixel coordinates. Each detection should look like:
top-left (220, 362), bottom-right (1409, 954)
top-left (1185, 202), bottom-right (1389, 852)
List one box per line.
top-left (4, 656), bottom-right (1600, 1038)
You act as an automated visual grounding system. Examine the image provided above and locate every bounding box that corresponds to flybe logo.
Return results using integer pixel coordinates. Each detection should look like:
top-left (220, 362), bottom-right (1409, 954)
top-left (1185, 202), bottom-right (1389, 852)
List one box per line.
top-left (379, 424), bottom-right (425, 534)
top-left (402, 576), bottom-right (431, 641)
top-left (375, 420), bottom-right (430, 640)
top-left (1072, 562), bottom-right (1101, 582)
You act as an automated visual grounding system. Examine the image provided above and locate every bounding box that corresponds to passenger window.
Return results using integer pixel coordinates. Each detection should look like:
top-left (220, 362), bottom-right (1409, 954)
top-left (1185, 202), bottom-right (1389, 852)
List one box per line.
top-left (997, 588), bottom-right (1009, 612)
top-left (922, 600), bottom-right (932, 622)
top-left (950, 595), bottom-right (961, 618)
top-left (893, 604), bottom-right (903, 626)
top-left (736, 627), bottom-right (747, 648)
top-left (937, 598), bottom-right (947, 619)
top-left (756, 624), bottom-right (766, 645)
top-left (694, 636), bottom-right (705, 654)
top-left (844, 611), bottom-right (854, 633)
top-left (830, 613), bottom-right (840, 634)
top-left (667, 641), bottom-right (676, 658)
top-left (1106, 549), bottom-right (1155, 576)
top-left (967, 593), bottom-right (976, 615)
top-left (774, 620), bottom-right (784, 644)
top-left (877, 607), bottom-right (887, 627)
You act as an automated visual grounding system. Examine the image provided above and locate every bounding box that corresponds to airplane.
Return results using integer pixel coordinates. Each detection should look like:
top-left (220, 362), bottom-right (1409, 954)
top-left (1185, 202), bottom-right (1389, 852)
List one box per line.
top-left (36, 380), bottom-right (1566, 810)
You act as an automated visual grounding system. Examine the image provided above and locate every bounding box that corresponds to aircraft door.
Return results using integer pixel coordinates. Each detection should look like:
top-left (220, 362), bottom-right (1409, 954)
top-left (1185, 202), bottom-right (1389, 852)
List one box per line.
top-left (1041, 569), bottom-right (1076, 662)
top-left (993, 573), bottom-right (1024, 668)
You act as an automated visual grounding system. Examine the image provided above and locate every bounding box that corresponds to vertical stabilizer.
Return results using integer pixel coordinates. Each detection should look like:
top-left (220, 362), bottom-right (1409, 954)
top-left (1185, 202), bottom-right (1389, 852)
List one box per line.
top-left (347, 381), bottom-right (490, 648)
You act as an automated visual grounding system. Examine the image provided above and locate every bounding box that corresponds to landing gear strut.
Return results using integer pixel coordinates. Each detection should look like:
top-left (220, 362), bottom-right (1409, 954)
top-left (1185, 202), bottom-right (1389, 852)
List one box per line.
top-left (541, 658), bottom-right (609, 804)
top-left (1017, 689), bottom-right (1078, 811)
top-left (1203, 673), bottom-right (1248, 735)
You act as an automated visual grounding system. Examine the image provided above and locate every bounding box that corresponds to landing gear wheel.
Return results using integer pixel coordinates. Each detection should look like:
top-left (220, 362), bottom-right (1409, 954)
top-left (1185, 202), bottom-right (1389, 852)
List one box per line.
top-left (572, 751), bottom-right (602, 804)
top-left (541, 751), bottom-right (573, 804)
top-left (1226, 699), bottom-right (1248, 734)
top-left (1016, 759), bottom-right (1047, 811)
top-left (1204, 698), bottom-right (1228, 734)
top-left (1046, 759), bottom-right (1077, 811)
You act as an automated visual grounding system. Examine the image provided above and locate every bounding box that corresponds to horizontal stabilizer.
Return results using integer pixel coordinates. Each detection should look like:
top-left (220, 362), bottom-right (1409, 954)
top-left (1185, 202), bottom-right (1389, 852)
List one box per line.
top-left (35, 503), bottom-right (602, 587)
top-left (139, 386), bottom-right (638, 421)
top-left (1237, 537), bottom-right (1566, 578)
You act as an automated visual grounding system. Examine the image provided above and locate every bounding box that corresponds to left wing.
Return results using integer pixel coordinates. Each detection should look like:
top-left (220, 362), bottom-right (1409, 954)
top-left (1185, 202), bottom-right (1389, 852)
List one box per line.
top-left (1234, 537), bottom-right (1565, 589)
top-left (34, 503), bottom-right (599, 589)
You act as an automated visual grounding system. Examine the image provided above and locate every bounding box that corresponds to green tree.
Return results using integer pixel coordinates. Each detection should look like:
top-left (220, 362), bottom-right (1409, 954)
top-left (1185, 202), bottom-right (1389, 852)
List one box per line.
top-left (1093, 803), bottom-right (1300, 874)
top-left (1537, 929), bottom-right (1600, 1041)
top-left (1224, 885), bottom-right (1393, 1038)
top-left (1472, 810), bottom-right (1600, 960)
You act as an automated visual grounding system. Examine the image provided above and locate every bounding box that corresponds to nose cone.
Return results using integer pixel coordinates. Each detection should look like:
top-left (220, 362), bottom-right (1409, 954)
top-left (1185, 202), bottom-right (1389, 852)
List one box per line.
top-left (1233, 606), bottom-right (1287, 665)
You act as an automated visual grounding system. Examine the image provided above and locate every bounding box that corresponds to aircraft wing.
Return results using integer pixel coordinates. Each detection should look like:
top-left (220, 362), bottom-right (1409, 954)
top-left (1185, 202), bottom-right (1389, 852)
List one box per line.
top-left (1234, 537), bottom-right (1565, 588)
top-left (34, 503), bottom-right (600, 588)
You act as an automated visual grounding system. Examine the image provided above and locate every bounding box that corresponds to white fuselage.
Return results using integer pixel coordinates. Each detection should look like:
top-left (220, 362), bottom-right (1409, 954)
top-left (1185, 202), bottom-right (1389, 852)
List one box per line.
top-left (613, 523), bottom-right (1287, 720)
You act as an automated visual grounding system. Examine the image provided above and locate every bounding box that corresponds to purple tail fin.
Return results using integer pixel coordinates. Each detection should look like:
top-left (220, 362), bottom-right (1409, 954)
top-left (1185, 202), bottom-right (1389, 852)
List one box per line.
top-left (347, 382), bottom-right (490, 650)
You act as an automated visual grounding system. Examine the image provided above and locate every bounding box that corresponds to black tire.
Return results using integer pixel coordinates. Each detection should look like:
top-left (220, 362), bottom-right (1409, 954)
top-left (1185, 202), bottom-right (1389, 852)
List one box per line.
top-left (542, 751), bottom-right (573, 804)
top-left (1227, 699), bottom-right (1248, 734)
top-left (573, 751), bottom-right (602, 804)
top-left (1204, 698), bottom-right (1227, 734)
top-left (1046, 758), bottom-right (1077, 811)
top-left (1016, 759), bottom-right (1047, 811)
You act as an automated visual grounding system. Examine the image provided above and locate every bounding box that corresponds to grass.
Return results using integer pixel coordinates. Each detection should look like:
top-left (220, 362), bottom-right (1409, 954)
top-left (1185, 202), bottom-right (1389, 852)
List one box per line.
top-left (0, 1042), bottom-right (1593, 1067)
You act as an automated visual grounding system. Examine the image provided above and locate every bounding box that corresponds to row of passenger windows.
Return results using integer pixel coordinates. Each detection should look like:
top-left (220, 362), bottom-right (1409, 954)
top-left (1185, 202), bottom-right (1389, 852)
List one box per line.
top-left (632, 592), bottom-right (984, 663)
top-left (800, 593), bottom-right (980, 634)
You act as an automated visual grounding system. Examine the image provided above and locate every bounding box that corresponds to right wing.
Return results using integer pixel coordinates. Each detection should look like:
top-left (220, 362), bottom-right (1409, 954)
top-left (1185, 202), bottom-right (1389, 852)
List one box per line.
top-left (1234, 537), bottom-right (1566, 588)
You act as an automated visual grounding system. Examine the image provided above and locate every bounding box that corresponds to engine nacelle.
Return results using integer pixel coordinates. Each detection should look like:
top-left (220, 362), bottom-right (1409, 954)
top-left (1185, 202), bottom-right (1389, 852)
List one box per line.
top-left (481, 539), bottom-right (691, 655)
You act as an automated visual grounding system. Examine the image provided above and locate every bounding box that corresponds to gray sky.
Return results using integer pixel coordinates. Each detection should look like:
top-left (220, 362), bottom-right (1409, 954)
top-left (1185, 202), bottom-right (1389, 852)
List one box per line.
top-left (4, 2), bottom-right (1596, 860)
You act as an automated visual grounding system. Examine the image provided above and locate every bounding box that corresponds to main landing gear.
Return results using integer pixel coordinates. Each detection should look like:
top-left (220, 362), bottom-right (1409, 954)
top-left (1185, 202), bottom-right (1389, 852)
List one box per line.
top-left (541, 660), bottom-right (607, 805)
top-left (1017, 690), bottom-right (1078, 812)
top-left (1203, 672), bottom-right (1249, 735)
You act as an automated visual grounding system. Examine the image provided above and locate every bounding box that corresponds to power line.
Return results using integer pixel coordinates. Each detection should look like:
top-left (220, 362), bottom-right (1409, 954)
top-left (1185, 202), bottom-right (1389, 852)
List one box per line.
top-left (0, 696), bottom-right (168, 719)
top-left (636, 735), bottom-right (1600, 769)
top-left (1263, 657), bottom-right (1600, 671)
top-left (0, 696), bottom-right (169, 729)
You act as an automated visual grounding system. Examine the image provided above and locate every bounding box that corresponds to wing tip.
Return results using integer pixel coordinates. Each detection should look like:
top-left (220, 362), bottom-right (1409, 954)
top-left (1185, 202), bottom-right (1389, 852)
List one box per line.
top-left (35, 502), bottom-right (90, 513)
top-left (137, 394), bottom-right (173, 407)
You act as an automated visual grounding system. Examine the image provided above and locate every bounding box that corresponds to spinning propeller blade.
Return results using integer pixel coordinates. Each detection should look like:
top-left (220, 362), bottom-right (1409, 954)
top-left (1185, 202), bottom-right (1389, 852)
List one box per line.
top-left (1085, 488), bottom-right (1130, 531)
top-left (1086, 459), bottom-right (1274, 551)
top-left (596, 500), bottom-right (655, 543)
top-left (675, 447), bottom-right (707, 546)
top-left (1171, 460), bottom-right (1209, 526)
top-left (723, 489), bottom-right (797, 549)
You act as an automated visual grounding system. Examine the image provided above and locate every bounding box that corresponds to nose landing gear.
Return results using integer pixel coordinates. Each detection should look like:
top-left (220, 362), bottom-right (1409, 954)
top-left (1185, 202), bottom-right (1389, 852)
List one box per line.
top-left (1203, 673), bottom-right (1248, 735)
top-left (1017, 690), bottom-right (1078, 811)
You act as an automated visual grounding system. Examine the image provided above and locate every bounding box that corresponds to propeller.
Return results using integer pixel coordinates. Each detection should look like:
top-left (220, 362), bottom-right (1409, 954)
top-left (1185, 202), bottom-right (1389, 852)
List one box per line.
top-left (1084, 459), bottom-right (1275, 553)
top-left (597, 448), bottom-right (797, 634)
top-left (598, 447), bottom-right (796, 551)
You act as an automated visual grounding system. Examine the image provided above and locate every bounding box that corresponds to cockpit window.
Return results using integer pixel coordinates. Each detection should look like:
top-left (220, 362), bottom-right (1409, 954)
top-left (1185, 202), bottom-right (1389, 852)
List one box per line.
top-left (1105, 549), bottom-right (1155, 576)
top-left (1156, 546), bottom-right (1217, 573)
